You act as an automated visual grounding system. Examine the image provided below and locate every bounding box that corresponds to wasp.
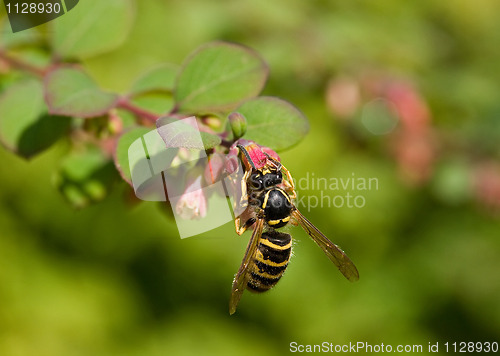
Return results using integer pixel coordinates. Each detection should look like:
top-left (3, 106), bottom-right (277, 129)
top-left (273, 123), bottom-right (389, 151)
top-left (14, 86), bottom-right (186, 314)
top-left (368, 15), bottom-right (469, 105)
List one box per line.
top-left (229, 140), bottom-right (359, 315)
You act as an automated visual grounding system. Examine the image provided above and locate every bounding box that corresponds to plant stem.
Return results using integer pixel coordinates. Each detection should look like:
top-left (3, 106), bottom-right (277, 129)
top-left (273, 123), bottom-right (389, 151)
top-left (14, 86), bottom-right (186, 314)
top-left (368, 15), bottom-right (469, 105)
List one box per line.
top-left (117, 98), bottom-right (160, 123)
top-left (220, 139), bottom-right (234, 148)
top-left (0, 51), bottom-right (46, 77)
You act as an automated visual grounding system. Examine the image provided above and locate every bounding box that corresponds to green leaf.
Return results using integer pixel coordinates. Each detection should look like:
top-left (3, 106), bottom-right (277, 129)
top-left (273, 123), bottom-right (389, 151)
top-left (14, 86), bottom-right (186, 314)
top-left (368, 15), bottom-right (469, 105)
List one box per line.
top-left (115, 109), bottom-right (138, 130)
top-left (0, 80), bottom-right (71, 159)
top-left (44, 66), bottom-right (118, 118)
top-left (0, 70), bottom-right (25, 93)
top-left (55, 149), bottom-right (118, 208)
top-left (174, 41), bottom-right (269, 113)
top-left (114, 127), bottom-right (151, 184)
top-left (131, 92), bottom-right (174, 116)
top-left (236, 96), bottom-right (309, 151)
top-left (51, 0), bottom-right (135, 59)
top-left (130, 64), bottom-right (179, 96)
top-left (9, 47), bottom-right (52, 68)
top-left (156, 116), bottom-right (221, 150)
top-left (0, 19), bottom-right (43, 49)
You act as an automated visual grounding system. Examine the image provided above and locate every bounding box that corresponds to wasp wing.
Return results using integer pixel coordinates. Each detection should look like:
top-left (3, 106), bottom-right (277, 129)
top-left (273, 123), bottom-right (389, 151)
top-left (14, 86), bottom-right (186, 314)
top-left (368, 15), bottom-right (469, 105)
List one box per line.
top-left (229, 218), bottom-right (265, 315)
top-left (292, 209), bottom-right (359, 282)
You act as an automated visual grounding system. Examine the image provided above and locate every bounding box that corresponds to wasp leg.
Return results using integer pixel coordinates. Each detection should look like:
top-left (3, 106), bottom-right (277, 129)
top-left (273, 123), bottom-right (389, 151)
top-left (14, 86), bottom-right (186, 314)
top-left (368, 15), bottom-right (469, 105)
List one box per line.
top-left (280, 164), bottom-right (297, 199)
top-left (235, 215), bottom-right (256, 235)
top-left (237, 170), bottom-right (251, 208)
top-left (281, 164), bottom-right (295, 189)
top-left (235, 215), bottom-right (246, 235)
top-left (267, 156), bottom-right (282, 171)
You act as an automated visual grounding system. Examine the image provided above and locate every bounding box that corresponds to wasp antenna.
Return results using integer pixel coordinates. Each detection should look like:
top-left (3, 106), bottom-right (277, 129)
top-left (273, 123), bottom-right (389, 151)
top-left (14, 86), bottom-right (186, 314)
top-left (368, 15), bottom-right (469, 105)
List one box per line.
top-left (262, 152), bottom-right (282, 171)
top-left (237, 144), bottom-right (256, 170)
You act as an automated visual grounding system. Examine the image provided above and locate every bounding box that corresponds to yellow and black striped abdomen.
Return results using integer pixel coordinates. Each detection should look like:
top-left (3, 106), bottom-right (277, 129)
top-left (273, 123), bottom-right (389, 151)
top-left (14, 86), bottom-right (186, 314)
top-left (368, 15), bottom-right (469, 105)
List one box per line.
top-left (247, 230), bottom-right (292, 293)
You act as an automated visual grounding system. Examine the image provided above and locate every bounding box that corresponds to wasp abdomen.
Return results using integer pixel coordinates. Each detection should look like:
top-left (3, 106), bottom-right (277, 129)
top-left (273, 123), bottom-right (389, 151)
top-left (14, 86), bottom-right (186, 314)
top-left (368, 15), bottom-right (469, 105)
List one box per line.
top-left (247, 230), bottom-right (292, 293)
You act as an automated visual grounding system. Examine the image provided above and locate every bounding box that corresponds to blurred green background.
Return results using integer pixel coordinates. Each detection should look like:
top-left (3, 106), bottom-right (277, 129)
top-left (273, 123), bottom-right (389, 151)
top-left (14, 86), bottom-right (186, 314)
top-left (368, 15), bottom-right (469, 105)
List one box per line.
top-left (1, 0), bottom-right (500, 355)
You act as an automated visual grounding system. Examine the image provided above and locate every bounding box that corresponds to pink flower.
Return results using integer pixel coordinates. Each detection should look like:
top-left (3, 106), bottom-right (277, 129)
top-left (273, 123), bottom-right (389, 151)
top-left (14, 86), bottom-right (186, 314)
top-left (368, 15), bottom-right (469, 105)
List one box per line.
top-left (175, 176), bottom-right (207, 220)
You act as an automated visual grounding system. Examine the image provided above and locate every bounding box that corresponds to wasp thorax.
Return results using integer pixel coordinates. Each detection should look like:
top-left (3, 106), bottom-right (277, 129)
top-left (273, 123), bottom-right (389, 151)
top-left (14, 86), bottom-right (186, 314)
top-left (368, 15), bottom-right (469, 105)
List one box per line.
top-left (260, 188), bottom-right (292, 228)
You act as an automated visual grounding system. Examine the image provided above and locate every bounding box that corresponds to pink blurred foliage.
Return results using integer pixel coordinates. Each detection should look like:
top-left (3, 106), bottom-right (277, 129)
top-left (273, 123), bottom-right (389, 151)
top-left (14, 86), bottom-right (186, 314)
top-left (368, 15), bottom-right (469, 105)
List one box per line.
top-left (384, 80), bottom-right (436, 186)
top-left (325, 76), bottom-right (361, 120)
top-left (473, 162), bottom-right (500, 213)
top-left (327, 72), bottom-right (436, 186)
top-left (392, 131), bottom-right (436, 186)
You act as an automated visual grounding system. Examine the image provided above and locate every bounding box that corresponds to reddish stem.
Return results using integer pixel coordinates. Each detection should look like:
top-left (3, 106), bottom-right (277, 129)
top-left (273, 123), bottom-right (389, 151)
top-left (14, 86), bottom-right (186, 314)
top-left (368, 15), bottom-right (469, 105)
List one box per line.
top-left (0, 51), bottom-right (46, 77)
top-left (117, 98), bottom-right (160, 123)
top-left (220, 139), bottom-right (234, 148)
